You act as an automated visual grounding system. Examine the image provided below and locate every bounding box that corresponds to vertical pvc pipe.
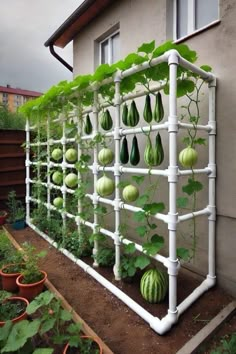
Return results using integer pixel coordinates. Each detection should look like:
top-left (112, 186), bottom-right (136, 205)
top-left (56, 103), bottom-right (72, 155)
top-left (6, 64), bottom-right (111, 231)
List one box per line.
top-left (46, 116), bottom-right (51, 219)
top-left (62, 118), bottom-right (66, 231)
top-left (76, 108), bottom-right (82, 243)
top-left (92, 90), bottom-right (99, 267)
top-left (113, 73), bottom-right (122, 280)
top-left (25, 118), bottom-right (30, 223)
top-left (208, 78), bottom-right (216, 280)
top-left (167, 51), bottom-right (179, 318)
top-left (37, 116), bottom-right (41, 204)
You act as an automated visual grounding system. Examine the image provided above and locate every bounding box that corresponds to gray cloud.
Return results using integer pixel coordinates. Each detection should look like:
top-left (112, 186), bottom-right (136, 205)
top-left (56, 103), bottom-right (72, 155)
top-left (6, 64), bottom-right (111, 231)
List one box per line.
top-left (0, 0), bottom-right (82, 92)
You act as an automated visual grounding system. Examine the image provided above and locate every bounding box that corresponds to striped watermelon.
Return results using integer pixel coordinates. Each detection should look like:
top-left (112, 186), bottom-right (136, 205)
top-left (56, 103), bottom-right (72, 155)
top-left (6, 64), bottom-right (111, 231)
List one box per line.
top-left (140, 268), bottom-right (168, 303)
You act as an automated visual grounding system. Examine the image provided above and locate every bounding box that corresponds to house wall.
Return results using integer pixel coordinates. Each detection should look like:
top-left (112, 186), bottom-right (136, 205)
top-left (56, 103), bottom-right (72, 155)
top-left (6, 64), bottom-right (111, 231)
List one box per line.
top-left (72, 0), bottom-right (236, 296)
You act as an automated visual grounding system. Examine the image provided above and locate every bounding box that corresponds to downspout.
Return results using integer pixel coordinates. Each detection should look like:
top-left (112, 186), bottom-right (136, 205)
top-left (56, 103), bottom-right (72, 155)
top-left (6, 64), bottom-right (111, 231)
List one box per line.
top-left (49, 45), bottom-right (73, 72)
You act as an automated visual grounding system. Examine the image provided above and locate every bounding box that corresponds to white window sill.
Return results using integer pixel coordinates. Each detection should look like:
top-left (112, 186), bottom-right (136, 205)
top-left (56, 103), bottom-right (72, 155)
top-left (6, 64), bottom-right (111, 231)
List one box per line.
top-left (174, 19), bottom-right (221, 44)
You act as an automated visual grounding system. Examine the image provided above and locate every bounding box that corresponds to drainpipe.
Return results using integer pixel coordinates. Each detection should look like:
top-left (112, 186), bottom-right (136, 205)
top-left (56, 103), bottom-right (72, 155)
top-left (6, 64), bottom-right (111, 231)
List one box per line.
top-left (49, 45), bottom-right (73, 72)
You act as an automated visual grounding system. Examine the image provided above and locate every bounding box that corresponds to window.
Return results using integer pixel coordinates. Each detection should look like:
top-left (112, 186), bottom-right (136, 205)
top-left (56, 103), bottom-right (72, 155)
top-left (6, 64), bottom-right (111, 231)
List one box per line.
top-left (100, 31), bottom-right (120, 65)
top-left (174, 0), bottom-right (219, 40)
top-left (2, 93), bottom-right (8, 105)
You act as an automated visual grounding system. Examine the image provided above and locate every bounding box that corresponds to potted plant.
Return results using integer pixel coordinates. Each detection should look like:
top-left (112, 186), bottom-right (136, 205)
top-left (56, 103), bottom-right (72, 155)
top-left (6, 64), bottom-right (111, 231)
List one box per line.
top-left (16, 242), bottom-right (47, 301)
top-left (0, 290), bottom-right (29, 327)
top-left (6, 190), bottom-right (26, 230)
top-left (0, 250), bottom-right (25, 291)
top-left (0, 210), bottom-right (8, 225)
top-left (12, 207), bottom-right (26, 230)
top-left (63, 336), bottom-right (103, 354)
top-left (25, 291), bottom-right (103, 353)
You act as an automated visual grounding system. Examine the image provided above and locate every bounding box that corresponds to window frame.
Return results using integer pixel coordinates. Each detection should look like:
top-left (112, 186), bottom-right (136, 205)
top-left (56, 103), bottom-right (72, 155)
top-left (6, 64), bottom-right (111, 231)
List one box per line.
top-left (173, 0), bottom-right (220, 41)
top-left (99, 29), bottom-right (120, 65)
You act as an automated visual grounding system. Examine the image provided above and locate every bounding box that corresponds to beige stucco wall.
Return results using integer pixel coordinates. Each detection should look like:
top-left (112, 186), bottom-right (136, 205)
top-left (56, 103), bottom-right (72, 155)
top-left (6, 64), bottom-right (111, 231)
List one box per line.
top-left (72, 0), bottom-right (236, 296)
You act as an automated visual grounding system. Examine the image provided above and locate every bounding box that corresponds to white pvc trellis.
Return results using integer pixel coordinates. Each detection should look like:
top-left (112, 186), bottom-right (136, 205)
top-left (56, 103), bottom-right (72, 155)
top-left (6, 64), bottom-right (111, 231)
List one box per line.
top-left (25, 49), bottom-right (216, 334)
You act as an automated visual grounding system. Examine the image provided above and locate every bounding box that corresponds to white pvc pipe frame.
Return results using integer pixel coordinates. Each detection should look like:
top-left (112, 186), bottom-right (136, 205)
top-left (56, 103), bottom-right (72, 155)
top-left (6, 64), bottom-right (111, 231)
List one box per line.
top-left (25, 50), bottom-right (216, 335)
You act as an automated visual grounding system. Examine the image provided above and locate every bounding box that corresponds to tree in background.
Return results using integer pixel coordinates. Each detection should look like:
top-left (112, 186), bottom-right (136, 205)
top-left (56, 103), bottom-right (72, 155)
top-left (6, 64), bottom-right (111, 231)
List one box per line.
top-left (0, 104), bottom-right (25, 130)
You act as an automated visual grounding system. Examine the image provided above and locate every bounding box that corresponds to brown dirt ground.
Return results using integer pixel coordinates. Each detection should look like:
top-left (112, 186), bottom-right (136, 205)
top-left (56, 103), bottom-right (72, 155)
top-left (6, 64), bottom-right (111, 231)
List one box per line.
top-left (4, 225), bottom-right (236, 354)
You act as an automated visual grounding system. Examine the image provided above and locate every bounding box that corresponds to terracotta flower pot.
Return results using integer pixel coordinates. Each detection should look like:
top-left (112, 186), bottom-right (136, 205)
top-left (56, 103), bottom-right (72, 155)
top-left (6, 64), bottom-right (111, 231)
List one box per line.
top-left (63, 336), bottom-right (103, 354)
top-left (16, 270), bottom-right (47, 301)
top-left (0, 263), bottom-right (25, 292)
top-left (0, 296), bottom-right (29, 327)
top-left (0, 211), bottom-right (7, 225)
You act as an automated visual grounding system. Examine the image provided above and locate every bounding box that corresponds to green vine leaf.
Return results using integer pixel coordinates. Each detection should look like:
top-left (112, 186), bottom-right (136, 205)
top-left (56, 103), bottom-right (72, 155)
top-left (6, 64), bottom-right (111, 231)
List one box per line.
top-left (123, 53), bottom-right (147, 66)
top-left (177, 79), bottom-right (195, 97)
top-left (131, 175), bottom-right (145, 185)
top-left (135, 194), bottom-right (149, 207)
top-left (2, 319), bottom-right (40, 352)
top-left (177, 247), bottom-right (190, 261)
top-left (135, 225), bottom-right (148, 237)
top-left (117, 180), bottom-right (130, 189)
top-left (124, 243), bottom-right (136, 254)
top-left (200, 65), bottom-right (212, 72)
top-left (182, 136), bottom-right (191, 146)
top-left (194, 138), bottom-right (206, 145)
top-left (93, 64), bottom-right (116, 82)
top-left (177, 197), bottom-right (189, 208)
top-left (133, 211), bottom-right (146, 222)
top-left (94, 206), bottom-right (107, 215)
top-left (33, 349), bottom-right (54, 354)
top-left (143, 234), bottom-right (164, 255)
top-left (137, 40), bottom-right (155, 54)
top-left (182, 179), bottom-right (203, 196)
top-left (134, 255), bottom-right (150, 269)
top-left (143, 202), bottom-right (165, 215)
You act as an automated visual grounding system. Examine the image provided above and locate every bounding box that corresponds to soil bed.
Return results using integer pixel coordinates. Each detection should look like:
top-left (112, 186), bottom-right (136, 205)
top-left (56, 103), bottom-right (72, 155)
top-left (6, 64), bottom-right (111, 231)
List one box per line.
top-left (5, 225), bottom-right (235, 354)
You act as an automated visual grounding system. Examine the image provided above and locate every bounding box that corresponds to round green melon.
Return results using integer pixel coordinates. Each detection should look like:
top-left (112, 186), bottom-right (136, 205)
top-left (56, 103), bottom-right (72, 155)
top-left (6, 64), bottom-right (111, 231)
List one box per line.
top-left (140, 268), bottom-right (168, 303)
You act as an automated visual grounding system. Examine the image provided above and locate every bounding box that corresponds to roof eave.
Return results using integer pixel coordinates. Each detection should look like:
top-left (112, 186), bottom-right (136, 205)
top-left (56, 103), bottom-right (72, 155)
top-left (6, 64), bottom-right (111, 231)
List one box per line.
top-left (44, 0), bottom-right (114, 49)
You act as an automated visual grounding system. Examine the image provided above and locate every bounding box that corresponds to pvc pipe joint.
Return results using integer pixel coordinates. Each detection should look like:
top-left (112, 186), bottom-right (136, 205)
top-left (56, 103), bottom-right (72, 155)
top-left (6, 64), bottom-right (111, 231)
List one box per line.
top-left (149, 310), bottom-right (178, 335)
top-left (92, 162), bottom-right (99, 174)
top-left (208, 120), bottom-right (216, 135)
top-left (164, 257), bottom-right (180, 276)
top-left (168, 166), bottom-right (179, 182)
top-left (168, 115), bottom-right (179, 132)
top-left (114, 127), bottom-right (121, 140)
top-left (114, 163), bottom-right (121, 176)
top-left (207, 205), bottom-right (216, 221)
top-left (168, 212), bottom-right (179, 230)
top-left (167, 50), bottom-right (180, 65)
top-left (113, 198), bottom-right (121, 211)
top-left (206, 274), bottom-right (216, 287)
top-left (208, 163), bottom-right (216, 178)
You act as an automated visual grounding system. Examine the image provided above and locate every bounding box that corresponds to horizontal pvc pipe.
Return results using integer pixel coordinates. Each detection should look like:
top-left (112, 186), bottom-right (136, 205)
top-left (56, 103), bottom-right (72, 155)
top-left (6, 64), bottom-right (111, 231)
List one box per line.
top-left (177, 276), bottom-right (216, 315)
top-left (179, 122), bottom-right (211, 132)
top-left (121, 122), bottom-right (168, 136)
top-left (30, 161), bottom-right (75, 169)
top-left (122, 82), bottom-right (166, 101)
top-left (178, 57), bottom-right (215, 82)
top-left (120, 166), bottom-right (168, 176)
top-left (121, 202), bottom-right (168, 223)
top-left (178, 168), bottom-right (212, 176)
top-left (178, 208), bottom-right (210, 222)
top-left (27, 221), bottom-right (179, 334)
top-left (91, 166), bottom-right (211, 177)
top-left (30, 142), bottom-right (48, 147)
top-left (121, 53), bottom-right (167, 79)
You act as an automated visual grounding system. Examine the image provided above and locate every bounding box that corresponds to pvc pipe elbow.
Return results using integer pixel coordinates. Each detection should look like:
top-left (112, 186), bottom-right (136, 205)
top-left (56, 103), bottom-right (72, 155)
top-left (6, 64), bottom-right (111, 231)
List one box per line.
top-left (149, 311), bottom-right (178, 335)
top-left (205, 275), bottom-right (216, 288)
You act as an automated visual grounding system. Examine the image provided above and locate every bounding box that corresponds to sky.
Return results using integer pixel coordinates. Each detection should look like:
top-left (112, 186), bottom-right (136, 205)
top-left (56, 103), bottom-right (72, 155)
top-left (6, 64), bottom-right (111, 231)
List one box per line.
top-left (0, 0), bottom-right (84, 93)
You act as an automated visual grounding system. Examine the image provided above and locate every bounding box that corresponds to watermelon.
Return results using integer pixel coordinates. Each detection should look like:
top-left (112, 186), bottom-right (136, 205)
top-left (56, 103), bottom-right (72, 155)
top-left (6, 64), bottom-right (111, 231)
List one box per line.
top-left (140, 268), bottom-right (168, 303)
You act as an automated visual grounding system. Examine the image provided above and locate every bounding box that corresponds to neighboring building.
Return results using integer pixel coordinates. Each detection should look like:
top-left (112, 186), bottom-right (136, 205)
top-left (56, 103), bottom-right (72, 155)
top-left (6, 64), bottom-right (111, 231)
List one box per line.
top-left (0, 85), bottom-right (42, 112)
top-left (45, 0), bottom-right (236, 296)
